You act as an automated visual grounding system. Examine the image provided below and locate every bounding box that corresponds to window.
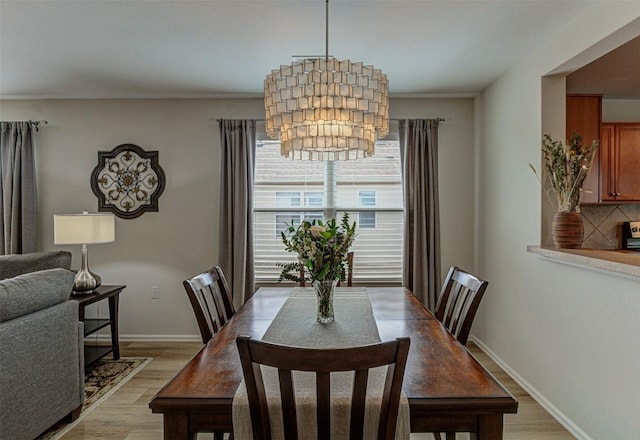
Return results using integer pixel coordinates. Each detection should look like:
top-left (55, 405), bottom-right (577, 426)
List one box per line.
top-left (358, 190), bottom-right (376, 229)
top-left (275, 213), bottom-right (300, 236)
top-left (359, 190), bottom-right (376, 207)
top-left (305, 191), bottom-right (323, 207)
top-left (276, 191), bottom-right (300, 207)
top-left (254, 139), bottom-right (404, 283)
top-left (273, 191), bottom-right (324, 236)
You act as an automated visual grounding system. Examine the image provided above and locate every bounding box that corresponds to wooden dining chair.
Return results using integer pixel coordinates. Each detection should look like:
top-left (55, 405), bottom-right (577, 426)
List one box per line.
top-left (432, 266), bottom-right (488, 440)
top-left (183, 266), bottom-right (235, 440)
top-left (299, 251), bottom-right (354, 287)
top-left (183, 265), bottom-right (235, 344)
top-left (434, 266), bottom-right (489, 346)
top-left (236, 335), bottom-right (410, 440)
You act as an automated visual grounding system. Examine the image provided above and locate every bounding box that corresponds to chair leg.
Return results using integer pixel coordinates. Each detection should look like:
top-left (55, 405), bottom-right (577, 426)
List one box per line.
top-left (446, 432), bottom-right (456, 440)
top-left (433, 433), bottom-right (442, 440)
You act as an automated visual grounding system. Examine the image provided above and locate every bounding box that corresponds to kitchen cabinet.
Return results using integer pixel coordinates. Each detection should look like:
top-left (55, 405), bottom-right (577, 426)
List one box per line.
top-left (600, 123), bottom-right (640, 202)
top-left (566, 94), bottom-right (602, 204)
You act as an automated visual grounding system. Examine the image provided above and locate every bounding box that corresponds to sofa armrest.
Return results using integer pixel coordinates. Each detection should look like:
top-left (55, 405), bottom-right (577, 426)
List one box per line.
top-left (0, 251), bottom-right (72, 279)
top-left (0, 268), bottom-right (74, 322)
top-left (0, 300), bottom-right (83, 439)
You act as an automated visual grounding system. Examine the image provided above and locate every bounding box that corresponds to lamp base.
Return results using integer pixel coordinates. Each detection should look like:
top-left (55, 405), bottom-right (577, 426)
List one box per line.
top-left (72, 270), bottom-right (102, 293)
top-left (71, 244), bottom-right (102, 293)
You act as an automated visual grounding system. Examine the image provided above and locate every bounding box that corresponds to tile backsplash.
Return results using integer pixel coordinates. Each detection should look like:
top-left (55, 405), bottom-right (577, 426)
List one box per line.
top-left (581, 204), bottom-right (640, 249)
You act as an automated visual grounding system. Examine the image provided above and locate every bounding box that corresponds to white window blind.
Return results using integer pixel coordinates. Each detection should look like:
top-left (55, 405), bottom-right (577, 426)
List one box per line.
top-left (254, 140), bottom-right (404, 283)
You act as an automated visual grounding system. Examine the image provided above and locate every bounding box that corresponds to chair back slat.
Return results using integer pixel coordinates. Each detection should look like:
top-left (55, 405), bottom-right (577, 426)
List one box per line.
top-left (183, 266), bottom-right (235, 344)
top-left (435, 266), bottom-right (488, 346)
top-left (316, 372), bottom-right (331, 439)
top-left (278, 369), bottom-right (298, 440)
top-left (236, 336), bottom-right (410, 440)
top-left (349, 369), bottom-right (369, 440)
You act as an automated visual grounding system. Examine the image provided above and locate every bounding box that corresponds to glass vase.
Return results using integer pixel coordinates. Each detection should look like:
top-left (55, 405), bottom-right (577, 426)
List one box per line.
top-left (313, 279), bottom-right (337, 324)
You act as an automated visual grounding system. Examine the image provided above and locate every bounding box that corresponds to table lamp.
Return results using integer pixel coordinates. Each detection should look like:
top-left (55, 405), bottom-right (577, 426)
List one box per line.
top-left (54, 212), bottom-right (115, 293)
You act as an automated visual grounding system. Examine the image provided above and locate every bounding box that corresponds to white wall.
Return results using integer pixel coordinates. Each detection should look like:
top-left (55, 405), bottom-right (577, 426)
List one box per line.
top-left (475, 4), bottom-right (640, 439)
top-left (0, 97), bottom-right (474, 338)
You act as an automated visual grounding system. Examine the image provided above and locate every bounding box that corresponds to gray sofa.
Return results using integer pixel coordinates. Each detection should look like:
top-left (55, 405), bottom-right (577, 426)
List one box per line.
top-left (0, 250), bottom-right (72, 280)
top-left (0, 252), bottom-right (84, 440)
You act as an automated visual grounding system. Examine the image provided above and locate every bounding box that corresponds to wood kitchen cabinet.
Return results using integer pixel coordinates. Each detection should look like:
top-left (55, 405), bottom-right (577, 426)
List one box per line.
top-left (566, 94), bottom-right (602, 204)
top-left (600, 123), bottom-right (640, 202)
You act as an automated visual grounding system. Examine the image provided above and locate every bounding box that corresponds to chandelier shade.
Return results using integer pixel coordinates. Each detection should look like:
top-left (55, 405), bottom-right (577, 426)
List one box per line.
top-left (264, 2), bottom-right (389, 160)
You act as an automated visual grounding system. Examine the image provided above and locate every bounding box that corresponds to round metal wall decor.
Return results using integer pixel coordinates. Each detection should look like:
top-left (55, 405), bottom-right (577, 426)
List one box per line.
top-left (91, 144), bottom-right (166, 219)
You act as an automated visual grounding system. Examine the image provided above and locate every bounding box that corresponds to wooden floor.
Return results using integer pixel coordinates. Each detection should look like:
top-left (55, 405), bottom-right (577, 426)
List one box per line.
top-left (59, 341), bottom-right (575, 440)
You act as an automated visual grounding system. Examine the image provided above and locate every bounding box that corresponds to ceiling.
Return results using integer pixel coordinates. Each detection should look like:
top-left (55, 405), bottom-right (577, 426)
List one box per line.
top-left (0, 0), bottom-right (622, 100)
top-left (567, 35), bottom-right (640, 99)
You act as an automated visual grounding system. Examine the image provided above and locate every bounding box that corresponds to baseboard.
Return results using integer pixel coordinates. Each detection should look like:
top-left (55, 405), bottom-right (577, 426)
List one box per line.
top-left (85, 334), bottom-right (202, 342)
top-left (470, 336), bottom-right (593, 440)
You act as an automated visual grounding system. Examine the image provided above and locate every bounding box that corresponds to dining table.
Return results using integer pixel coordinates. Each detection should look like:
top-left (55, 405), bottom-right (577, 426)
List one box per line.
top-left (149, 286), bottom-right (518, 439)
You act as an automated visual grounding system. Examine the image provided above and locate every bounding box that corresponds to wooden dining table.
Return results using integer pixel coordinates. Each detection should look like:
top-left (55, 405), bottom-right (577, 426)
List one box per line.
top-left (149, 287), bottom-right (518, 439)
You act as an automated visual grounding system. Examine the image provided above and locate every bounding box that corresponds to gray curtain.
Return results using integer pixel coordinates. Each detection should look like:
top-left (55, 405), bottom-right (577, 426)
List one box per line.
top-left (218, 119), bottom-right (256, 308)
top-left (0, 122), bottom-right (37, 255)
top-left (399, 119), bottom-right (441, 310)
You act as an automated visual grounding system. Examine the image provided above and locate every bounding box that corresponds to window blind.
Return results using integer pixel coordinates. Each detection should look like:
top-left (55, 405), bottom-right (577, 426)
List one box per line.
top-left (254, 140), bottom-right (404, 283)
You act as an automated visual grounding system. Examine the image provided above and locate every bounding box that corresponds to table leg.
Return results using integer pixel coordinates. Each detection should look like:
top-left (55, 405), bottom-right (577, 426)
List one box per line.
top-left (163, 414), bottom-right (196, 440)
top-left (470, 414), bottom-right (503, 439)
top-left (108, 294), bottom-right (120, 360)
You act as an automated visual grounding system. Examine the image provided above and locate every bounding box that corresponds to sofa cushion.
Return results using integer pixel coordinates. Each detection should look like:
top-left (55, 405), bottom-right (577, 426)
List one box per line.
top-left (0, 250), bottom-right (72, 280)
top-left (0, 268), bottom-right (75, 323)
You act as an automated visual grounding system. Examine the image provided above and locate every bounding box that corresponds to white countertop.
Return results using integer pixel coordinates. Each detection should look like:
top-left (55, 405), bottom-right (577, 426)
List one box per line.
top-left (527, 245), bottom-right (640, 279)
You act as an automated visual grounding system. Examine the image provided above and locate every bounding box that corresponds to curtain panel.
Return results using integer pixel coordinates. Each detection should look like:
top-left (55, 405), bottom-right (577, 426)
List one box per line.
top-left (399, 119), bottom-right (441, 310)
top-left (218, 119), bottom-right (256, 308)
top-left (0, 121), bottom-right (37, 255)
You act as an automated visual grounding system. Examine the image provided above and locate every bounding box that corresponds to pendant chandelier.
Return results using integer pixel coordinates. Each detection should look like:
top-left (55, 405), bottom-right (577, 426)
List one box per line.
top-left (264, 0), bottom-right (389, 160)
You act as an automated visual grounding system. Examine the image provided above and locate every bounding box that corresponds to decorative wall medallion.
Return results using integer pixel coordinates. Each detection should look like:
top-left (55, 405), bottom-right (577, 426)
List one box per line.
top-left (91, 144), bottom-right (166, 219)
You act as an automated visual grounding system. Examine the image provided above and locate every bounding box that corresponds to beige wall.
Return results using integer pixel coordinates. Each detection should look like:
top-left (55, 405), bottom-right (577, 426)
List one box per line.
top-left (603, 99), bottom-right (640, 121)
top-left (0, 97), bottom-right (474, 338)
top-left (475, 4), bottom-right (640, 439)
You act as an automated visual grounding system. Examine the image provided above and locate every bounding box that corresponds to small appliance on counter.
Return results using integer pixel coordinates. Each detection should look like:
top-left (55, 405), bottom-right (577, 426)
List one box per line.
top-left (622, 221), bottom-right (640, 251)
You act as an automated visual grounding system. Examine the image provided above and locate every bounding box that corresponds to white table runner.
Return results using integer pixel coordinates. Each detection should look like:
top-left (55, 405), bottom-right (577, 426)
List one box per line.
top-left (232, 287), bottom-right (410, 439)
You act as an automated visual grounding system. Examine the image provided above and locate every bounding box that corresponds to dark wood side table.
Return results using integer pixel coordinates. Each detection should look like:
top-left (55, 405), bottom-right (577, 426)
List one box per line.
top-left (71, 285), bottom-right (126, 367)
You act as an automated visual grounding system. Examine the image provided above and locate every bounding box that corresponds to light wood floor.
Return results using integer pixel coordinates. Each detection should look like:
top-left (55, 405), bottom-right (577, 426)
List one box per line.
top-left (59, 341), bottom-right (575, 440)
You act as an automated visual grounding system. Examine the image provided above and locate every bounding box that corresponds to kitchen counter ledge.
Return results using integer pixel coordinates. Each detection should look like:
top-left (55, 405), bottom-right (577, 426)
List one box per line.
top-left (527, 245), bottom-right (640, 279)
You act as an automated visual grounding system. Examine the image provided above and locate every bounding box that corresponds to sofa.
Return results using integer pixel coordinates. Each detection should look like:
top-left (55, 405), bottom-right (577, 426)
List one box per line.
top-left (0, 250), bottom-right (72, 280)
top-left (0, 251), bottom-right (84, 440)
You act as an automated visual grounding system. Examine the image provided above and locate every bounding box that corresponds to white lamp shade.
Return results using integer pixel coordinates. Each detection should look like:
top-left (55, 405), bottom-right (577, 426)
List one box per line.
top-left (54, 213), bottom-right (115, 245)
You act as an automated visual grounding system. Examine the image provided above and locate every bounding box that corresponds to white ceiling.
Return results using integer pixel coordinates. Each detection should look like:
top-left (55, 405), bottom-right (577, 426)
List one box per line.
top-left (0, 0), bottom-right (613, 100)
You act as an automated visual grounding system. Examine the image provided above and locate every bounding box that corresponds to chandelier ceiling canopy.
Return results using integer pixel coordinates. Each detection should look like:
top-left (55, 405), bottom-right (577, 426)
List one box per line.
top-left (264, 0), bottom-right (389, 160)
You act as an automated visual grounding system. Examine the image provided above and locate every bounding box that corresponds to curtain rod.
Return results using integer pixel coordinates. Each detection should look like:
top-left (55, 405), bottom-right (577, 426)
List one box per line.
top-left (1, 120), bottom-right (48, 125)
top-left (0, 120), bottom-right (48, 131)
top-left (30, 120), bottom-right (48, 131)
top-left (214, 117), bottom-right (449, 123)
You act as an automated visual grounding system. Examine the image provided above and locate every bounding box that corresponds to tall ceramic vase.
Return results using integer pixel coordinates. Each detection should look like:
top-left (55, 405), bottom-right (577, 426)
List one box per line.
top-left (552, 212), bottom-right (584, 249)
top-left (313, 279), bottom-right (337, 324)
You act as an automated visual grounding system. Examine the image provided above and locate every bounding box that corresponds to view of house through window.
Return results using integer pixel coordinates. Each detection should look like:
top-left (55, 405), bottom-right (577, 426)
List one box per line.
top-left (254, 139), bottom-right (404, 284)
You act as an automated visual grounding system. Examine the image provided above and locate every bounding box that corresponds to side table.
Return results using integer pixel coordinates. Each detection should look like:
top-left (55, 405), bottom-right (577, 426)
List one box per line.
top-left (71, 285), bottom-right (126, 367)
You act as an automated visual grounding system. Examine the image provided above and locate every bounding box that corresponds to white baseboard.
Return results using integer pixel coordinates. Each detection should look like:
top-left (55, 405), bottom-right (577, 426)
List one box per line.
top-left (470, 336), bottom-right (592, 440)
top-left (85, 334), bottom-right (202, 342)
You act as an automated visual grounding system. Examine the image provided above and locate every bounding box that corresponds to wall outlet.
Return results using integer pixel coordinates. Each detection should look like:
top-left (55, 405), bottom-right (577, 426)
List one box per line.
top-left (151, 286), bottom-right (160, 299)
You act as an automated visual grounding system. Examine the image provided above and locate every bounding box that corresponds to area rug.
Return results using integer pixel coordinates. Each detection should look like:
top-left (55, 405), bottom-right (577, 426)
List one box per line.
top-left (38, 357), bottom-right (153, 440)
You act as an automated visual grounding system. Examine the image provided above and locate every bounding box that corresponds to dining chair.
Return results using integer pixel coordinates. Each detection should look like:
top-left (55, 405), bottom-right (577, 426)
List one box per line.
top-left (432, 266), bottom-right (489, 440)
top-left (183, 266), bottom-right (235, 440)
top-left (236, 335), bottom-right (410, 440)
top-left (299, 251), bottom-right (354, 287)
top-left (434, 266), bottom-right (489, 346)
top-left (183, 265), bottom-right (235, 344)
